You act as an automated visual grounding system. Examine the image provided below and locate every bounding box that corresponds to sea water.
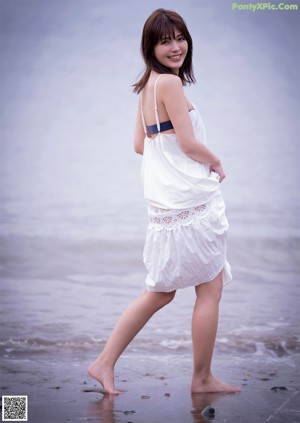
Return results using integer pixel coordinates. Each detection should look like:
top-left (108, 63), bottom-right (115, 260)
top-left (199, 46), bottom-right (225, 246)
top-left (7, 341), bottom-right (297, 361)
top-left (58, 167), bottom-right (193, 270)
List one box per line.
top-left (0, 0), bottom-right (299, 367)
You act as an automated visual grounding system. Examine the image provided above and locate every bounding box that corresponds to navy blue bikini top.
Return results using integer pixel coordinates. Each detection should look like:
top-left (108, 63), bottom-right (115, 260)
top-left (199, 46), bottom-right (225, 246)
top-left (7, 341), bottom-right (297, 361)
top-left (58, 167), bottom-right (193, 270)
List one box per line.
top-left (147, 120), bottom-right (173, 135)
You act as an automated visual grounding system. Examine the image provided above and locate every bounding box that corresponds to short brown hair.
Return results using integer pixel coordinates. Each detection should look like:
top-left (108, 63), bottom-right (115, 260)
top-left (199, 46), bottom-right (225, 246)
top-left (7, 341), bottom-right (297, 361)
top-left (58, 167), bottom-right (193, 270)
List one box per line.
top-left (133, 9), bottom-right (196, 93)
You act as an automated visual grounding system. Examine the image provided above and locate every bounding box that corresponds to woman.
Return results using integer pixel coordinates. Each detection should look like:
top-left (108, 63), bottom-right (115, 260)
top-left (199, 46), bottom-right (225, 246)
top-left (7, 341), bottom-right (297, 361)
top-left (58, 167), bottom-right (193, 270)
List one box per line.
top-left (88, 8), bottom-right (241, 395)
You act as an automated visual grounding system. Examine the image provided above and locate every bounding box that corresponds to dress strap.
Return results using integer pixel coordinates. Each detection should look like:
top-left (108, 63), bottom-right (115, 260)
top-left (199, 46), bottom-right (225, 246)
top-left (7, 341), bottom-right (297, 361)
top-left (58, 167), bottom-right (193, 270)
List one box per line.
top-left (154, 74), bottom-right (163, 133)
top-left (140, 74), bottom-right (163, 136)
top-left (139, 92), bottom-right (147, 135)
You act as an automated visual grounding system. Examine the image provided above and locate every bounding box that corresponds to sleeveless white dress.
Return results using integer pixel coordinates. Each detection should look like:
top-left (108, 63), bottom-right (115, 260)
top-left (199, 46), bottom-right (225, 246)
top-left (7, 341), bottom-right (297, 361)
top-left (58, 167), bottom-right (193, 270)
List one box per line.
top-left (140, 75), bottom-right (232, 292)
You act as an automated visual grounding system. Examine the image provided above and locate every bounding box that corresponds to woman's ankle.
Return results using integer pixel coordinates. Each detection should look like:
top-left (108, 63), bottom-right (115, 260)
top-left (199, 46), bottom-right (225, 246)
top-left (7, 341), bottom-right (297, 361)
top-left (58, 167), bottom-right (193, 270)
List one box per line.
top-left (93, 355), bottom-right (114, 370)
top-left (192, 370), bottom-right (212, 383)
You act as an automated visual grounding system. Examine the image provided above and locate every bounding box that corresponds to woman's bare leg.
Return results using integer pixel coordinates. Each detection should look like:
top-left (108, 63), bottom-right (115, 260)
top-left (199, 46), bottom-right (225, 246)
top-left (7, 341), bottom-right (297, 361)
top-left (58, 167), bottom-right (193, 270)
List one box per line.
top-left (191, 271), bottom-right (241, 393)
top-left (88, 290), bottom-right (175, 394)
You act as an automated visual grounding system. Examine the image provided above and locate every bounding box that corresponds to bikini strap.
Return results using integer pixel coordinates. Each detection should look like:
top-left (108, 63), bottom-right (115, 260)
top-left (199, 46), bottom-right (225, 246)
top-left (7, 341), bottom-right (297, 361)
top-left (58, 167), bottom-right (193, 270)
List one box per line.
top-left (154, 74), bottom-right (163, 133)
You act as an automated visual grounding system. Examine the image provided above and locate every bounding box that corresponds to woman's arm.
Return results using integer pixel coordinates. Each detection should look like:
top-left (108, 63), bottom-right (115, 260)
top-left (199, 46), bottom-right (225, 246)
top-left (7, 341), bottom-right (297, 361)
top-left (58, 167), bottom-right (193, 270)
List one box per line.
top-left (159, 75), bottom-right (225, 181)
top-left (134, 98), bottom-right (145, 155)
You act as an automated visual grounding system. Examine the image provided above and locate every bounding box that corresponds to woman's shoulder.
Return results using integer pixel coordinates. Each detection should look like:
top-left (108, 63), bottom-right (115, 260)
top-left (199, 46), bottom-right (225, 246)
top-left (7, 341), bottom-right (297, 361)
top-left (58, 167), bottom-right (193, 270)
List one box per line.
top-left (158, 73), bottom-right (182, 86)
top-left (157, 74), bottom-right (183, 95)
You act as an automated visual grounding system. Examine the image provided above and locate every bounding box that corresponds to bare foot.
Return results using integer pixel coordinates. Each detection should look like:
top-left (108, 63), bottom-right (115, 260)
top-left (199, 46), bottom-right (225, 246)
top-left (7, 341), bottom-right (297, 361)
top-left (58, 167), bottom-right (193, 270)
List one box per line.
top-left (87, 361), bottom-right (119, 395)
top-left (191, 374), bottom-right (241, 394)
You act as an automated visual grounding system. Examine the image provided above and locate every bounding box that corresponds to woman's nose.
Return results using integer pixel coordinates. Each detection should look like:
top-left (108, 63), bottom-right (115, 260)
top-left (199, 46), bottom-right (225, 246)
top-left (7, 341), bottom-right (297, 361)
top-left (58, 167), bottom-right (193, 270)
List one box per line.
top-left (170, 40), bottom-right (180, 51)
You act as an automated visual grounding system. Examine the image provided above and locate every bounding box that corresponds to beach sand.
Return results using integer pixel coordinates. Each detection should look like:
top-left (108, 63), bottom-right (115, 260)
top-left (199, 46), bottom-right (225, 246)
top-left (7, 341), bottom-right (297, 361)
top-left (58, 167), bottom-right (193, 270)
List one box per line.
top-left (1, 350), bottom-right (299, 423)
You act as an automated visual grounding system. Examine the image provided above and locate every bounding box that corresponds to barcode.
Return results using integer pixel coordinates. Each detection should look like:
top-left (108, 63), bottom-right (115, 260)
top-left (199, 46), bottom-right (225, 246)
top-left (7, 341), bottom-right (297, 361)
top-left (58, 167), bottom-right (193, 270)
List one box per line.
top-left (2, 396), bottom-right (28, 421)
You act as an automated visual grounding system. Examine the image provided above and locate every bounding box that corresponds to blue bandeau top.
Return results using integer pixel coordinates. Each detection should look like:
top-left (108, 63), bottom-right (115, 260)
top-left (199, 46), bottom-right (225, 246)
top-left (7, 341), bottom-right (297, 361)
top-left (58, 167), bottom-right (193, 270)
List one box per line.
top-left (147, 120), bottom-right (173, 135)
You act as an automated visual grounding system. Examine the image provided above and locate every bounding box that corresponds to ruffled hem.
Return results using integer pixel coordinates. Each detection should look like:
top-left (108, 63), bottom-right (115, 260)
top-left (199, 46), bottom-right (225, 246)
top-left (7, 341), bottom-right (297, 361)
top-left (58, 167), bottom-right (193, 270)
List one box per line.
top-left (145, 260), bottom-right (232, 293)
top-left (143, 192), bottom-right (231, 292)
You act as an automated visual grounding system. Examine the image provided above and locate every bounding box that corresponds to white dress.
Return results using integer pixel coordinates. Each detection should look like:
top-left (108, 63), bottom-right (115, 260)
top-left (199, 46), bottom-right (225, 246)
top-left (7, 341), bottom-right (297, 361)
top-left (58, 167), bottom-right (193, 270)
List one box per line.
top-left (140, 75), bottom-right (232, 292)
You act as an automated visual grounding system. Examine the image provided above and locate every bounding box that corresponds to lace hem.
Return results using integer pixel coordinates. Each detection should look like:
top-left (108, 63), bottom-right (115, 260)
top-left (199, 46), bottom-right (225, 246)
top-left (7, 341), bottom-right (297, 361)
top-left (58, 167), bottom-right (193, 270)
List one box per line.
top-left (147, 203), bottom-right (210, 230)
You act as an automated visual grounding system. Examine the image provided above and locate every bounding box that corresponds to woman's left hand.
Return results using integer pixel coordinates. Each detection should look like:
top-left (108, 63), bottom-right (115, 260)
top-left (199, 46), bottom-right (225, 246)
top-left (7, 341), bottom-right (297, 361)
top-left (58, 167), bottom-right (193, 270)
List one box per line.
top-left (210, 162), bottom-right (225, 183)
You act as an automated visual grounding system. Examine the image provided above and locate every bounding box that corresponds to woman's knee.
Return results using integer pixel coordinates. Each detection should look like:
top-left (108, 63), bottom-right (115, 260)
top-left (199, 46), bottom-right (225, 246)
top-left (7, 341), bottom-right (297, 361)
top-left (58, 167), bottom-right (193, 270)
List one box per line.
top-left (158, 290), bottom-right (176, 307)
top-left (195, 273), bottom-right (223, 303)
top-left (144, 289), bottom-right (176, 308)
top-left (166, 290), bottom-right (176, 303)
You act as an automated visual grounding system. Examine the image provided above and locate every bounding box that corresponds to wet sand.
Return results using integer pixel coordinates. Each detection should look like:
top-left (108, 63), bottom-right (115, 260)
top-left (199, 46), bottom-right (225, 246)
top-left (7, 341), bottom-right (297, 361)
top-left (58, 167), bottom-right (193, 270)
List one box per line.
top-left (1, 351), bottom-right (299, 423)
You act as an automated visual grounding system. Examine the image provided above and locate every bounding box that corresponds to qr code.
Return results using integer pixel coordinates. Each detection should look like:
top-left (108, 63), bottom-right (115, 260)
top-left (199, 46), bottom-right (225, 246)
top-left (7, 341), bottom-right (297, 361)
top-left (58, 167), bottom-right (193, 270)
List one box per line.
top-left (2, 396), bottom-right (28, 421)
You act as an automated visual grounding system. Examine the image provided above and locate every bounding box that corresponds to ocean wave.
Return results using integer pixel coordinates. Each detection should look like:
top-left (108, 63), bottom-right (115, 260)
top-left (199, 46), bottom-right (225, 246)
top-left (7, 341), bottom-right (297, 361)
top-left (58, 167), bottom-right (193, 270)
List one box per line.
top-left (0, 335), bottom-right (104, 351)
top-left (1, 334), bottom-right (299, 357)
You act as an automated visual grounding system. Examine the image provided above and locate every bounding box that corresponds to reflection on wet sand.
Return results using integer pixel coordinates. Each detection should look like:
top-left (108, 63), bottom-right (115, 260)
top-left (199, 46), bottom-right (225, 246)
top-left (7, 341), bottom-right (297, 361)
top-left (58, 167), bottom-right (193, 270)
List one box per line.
top-left (87, 390), bottom-right (230, 423)
top-left (88, 395), bottom-right (116, 423)
top-left (191, 392), bottom-right (228, 422)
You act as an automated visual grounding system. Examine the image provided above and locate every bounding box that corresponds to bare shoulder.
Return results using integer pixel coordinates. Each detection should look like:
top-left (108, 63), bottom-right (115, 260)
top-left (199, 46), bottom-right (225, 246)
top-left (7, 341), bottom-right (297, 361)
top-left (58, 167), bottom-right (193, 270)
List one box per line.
top-left (158, 74), bottom-right (183, 92)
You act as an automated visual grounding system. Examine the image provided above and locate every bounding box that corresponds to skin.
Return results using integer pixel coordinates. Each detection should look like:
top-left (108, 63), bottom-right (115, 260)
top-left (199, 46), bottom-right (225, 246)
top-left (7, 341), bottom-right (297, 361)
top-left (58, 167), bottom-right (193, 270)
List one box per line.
top-left (87, 26), bottom-right (240, 395)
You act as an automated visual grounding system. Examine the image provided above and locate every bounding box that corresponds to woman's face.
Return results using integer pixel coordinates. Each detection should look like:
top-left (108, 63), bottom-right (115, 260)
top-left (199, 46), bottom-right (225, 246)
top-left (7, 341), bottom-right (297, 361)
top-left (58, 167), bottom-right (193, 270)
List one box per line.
top-left (153, 27), bottom-right (188, 74)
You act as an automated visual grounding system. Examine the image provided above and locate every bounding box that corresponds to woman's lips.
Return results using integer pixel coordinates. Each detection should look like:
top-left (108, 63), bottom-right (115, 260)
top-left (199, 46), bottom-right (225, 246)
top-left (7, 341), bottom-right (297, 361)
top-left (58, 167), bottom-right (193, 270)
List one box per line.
top-left (168, 54), bottom-right (182, 60)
